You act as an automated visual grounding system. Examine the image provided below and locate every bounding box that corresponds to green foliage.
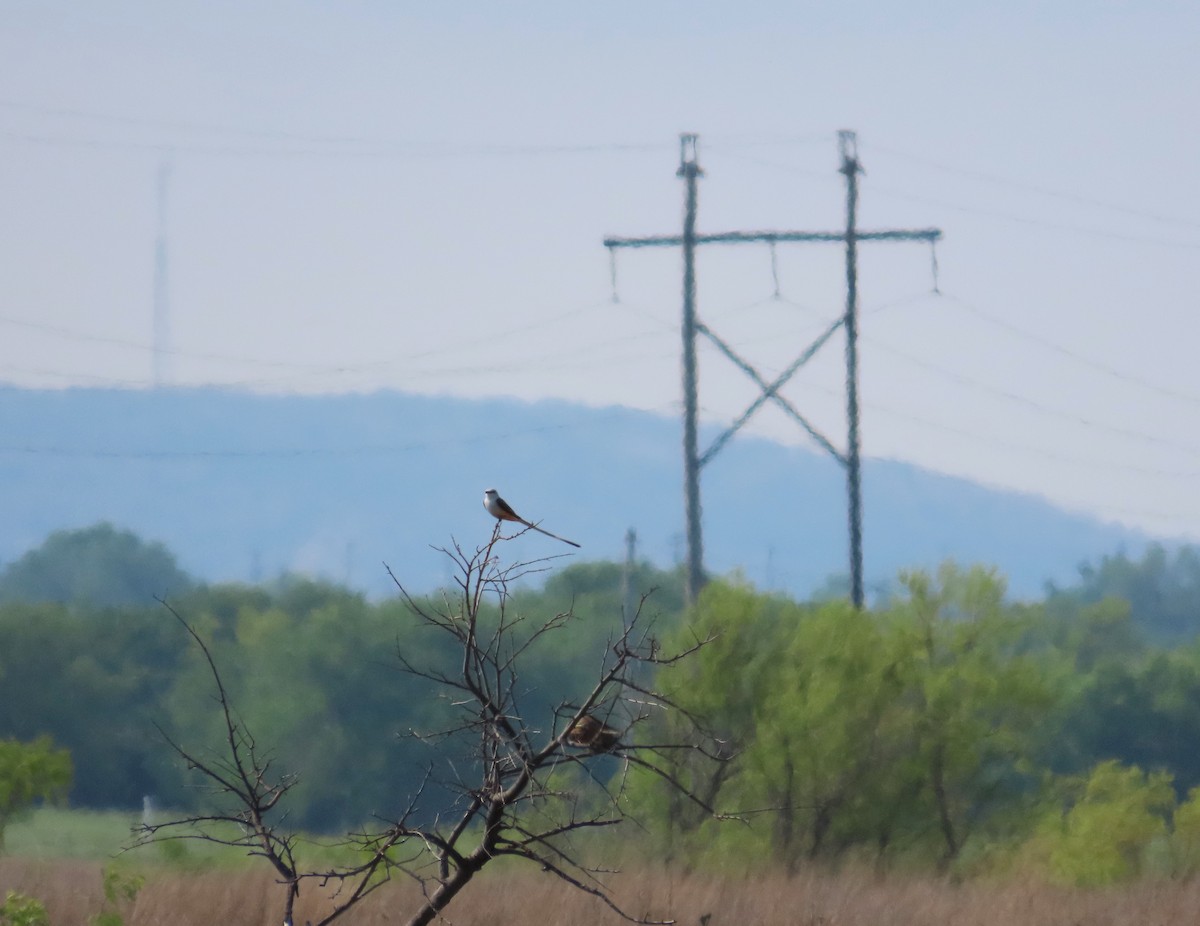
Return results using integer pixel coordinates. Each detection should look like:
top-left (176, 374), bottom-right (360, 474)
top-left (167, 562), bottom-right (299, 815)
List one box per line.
top-left (159, 583), bottom-right (441, 829)
top-left (0, 523), bottom-right (195, 609)
top-left (1051, 644), bottom-right (1200, 794)
top-left (0, 736), bottom-right (72, 850)
top-left (888, 564), bottom-right (1058, 866)
top-left (1049, 543), bottom-right (1200, 644)
top-left (1041, 761), bottom-right (1175, 885)
top-left (141, 561), bottom-right (689, 832)
top-left (100, 866), bottom-right (144, 905)
top-left (632, 564), bottom-right (1059, 872)
top-left (0, 603), bottom-right (179, 808)
top-left (672, 579), bottom-right (796, 731)
top-left (622, 580), bottom-right (800, 859)
top-left (6, 518), bottom-right (1200, 883)
top-left (484, 559), bottom-right (687, 737)
top-left (1168, 784), bottom-right (1200, 875)
top-left (623, 584), bottom-right (776, 853)
top-left (540, 558), bottom-right (686, 619)
top-left (88, 867), bottom-right (144, 926)
top-left (4, 806), bottom-right (285, 865)
top-left (4, 808), bottom-right (142, 859)
top-left (0, 892), bottom-right (48, 926)
top-left (741, 596), bottom-right (900, 868)
top-left (1044, 597), bottom-right (1143, 672)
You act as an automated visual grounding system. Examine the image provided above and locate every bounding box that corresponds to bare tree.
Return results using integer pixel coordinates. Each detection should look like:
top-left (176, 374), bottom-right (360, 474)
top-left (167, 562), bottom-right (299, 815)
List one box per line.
top-left (135, 526), bottom-right (726, 926)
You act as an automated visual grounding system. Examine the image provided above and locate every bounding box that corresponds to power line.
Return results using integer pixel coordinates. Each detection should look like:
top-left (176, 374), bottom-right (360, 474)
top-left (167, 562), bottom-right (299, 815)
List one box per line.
top-left (861, 333), bottom-right (1200, 458)
top-left (0, 99), bottom-right (832, 155)
top-left (0, 312), bottom-right (352, 371)
top-left (711, 132), bottom-right (1200, 236)
top-left (707, 148), bottom-right (830, 181)
top-left (782, 371), bottom-right (1200, 481)
top-left (0, 97), bottom-right (433, 147)
top-left (0, 320), bottom-right (681, 394)
top-left (9, 278), bottom-right (1194, 463)
top-left (0, 421), bottom-right (581, 460)
top-left (0, 296), bottom-right (619, 380)
top-left (868, 183), bottom-right (1200, 251)
top-left (0, 125), bottom-right (670, 161)
top-left (704, 132), bottom-right (830, 149)
top-left (933, 291), bottom-right (1200, 408)
top-left (4, 97), bottom-right (1194, 241)
top-left (0, 363), bottom-right (149, 389)
top-left (863, 139), bottom-right (1200, 231)
top-left (728, 143), bottom-right (1200, 251)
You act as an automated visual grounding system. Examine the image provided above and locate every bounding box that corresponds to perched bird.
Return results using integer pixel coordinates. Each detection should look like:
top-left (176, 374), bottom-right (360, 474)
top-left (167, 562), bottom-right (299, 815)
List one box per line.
top-left (565, 714), bottom-right (621, 753)
top-left (483, 488), bottom-right (580, 548)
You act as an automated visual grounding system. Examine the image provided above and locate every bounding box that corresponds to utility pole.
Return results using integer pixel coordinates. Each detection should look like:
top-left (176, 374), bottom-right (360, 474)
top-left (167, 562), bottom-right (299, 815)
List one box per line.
top-left (839, 130), bottom-right (866, 609)
top-left (620, 527), bottom-right (638, 622)
top-left (678, 135), bottom-right (704, 605)
top-left (605, 131), bottom-right (940, 610)
top-left (152, 156), bottom-right (171, 388)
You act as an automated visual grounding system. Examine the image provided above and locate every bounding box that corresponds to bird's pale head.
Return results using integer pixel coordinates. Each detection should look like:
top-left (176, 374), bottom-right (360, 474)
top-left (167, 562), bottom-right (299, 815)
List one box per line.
top-left (484, 488), bottom-right (498, 498)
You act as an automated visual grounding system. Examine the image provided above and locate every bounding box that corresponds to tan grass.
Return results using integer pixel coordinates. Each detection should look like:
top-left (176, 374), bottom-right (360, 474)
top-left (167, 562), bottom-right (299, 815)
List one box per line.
top-left (5, 857), bottom-right (1200, 926)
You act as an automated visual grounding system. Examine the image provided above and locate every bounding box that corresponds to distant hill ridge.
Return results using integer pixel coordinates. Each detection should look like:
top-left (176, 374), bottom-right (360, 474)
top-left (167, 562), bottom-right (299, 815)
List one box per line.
top-left (0, 385), bottom-right (1155, 599)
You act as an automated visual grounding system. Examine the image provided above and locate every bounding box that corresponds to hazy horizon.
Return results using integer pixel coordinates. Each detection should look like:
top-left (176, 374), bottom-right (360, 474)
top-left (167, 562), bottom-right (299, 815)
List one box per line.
top-left (2, 2), bottom-right (1197, 544)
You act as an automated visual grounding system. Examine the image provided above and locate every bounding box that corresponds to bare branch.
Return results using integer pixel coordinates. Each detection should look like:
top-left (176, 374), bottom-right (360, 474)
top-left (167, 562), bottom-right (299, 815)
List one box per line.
top-left (137, 532), bottom-right (724, 926)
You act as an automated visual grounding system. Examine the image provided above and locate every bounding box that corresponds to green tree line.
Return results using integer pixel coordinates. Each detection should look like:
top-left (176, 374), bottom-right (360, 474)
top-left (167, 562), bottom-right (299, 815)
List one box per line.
top-left (629, 560), bottom-right (1200, 880)
top-left (3, 525), bottom-right (1200, 882)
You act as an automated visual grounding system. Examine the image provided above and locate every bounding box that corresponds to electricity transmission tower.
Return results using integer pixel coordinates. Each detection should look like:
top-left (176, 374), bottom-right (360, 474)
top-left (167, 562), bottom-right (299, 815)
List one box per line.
top-left (605, 131), bottom-right (941, 608)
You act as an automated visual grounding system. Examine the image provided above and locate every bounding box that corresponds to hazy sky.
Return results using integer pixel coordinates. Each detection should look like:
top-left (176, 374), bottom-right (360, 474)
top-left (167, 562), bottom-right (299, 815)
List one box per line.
top-left (2, 1), bottom-right (1198, 540)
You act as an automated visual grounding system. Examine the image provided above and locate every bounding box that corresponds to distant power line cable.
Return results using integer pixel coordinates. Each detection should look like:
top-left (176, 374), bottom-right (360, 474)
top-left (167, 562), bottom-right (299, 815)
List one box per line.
top-left (0, 322), bottom-right (679, 393)
top-left (704, 132), bottom-right (831, 149)
top-left (706, 148), bottom-right (830, 180)
top-left (612, 296), bottom-right (680, 335)
top-left (863, 395), bottom-right (1200, 481)
top-left (861, 332), bottom-right (1200, 459)
top-left (728, 142), bottom-right (1200, 251)
top-left (933, 291), bottom-right (1200, 408)
top-left (0, 99), bottom-right (831, 155)
top-left (0, 311), bottom-right (347, 371)
top-left (0, 129), bottom-right (670, 160)
top-left (0, 295), bottom-right (625, 383)
top-left (867, 183), bottom-right (1200, 251)
top-left (397, 299), bottom-right (612, 362)
top-left (0, 107), bottom-right (669, 161)
top-left (863, 139), bottom-right (1200, 231)
top-left (777, 368), bottom-right (1200, 480)
top-left (0, 128), bottom-right (338, 158)
top-left (0, 405), bottom-right (651, 459)
top-left (0, 363), bottom-right (148, 389)
top-left (861, 291), bottom-right (941, 318)
top-left (0, 97), bottom-right (393, 146)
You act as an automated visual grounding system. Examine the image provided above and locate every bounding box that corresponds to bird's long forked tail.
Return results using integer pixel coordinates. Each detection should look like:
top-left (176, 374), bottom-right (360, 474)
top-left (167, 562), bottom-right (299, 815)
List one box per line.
top-left (526, 521), bottom-right (580, 548)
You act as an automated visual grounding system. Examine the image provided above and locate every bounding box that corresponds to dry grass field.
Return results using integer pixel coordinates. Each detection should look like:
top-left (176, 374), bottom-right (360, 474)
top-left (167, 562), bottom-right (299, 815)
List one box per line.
top-left (5, 857), bottom-right (1200, 926)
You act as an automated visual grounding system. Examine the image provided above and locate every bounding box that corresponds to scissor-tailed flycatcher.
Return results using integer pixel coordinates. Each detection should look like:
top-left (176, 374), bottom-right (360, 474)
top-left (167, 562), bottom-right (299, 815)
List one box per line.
top-left (483, 488), bottom-right (580, 548)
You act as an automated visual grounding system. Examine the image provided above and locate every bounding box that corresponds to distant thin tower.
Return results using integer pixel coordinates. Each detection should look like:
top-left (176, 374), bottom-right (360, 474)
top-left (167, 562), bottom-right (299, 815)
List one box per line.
top-left (152, 156), bottom-right (171, 388)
